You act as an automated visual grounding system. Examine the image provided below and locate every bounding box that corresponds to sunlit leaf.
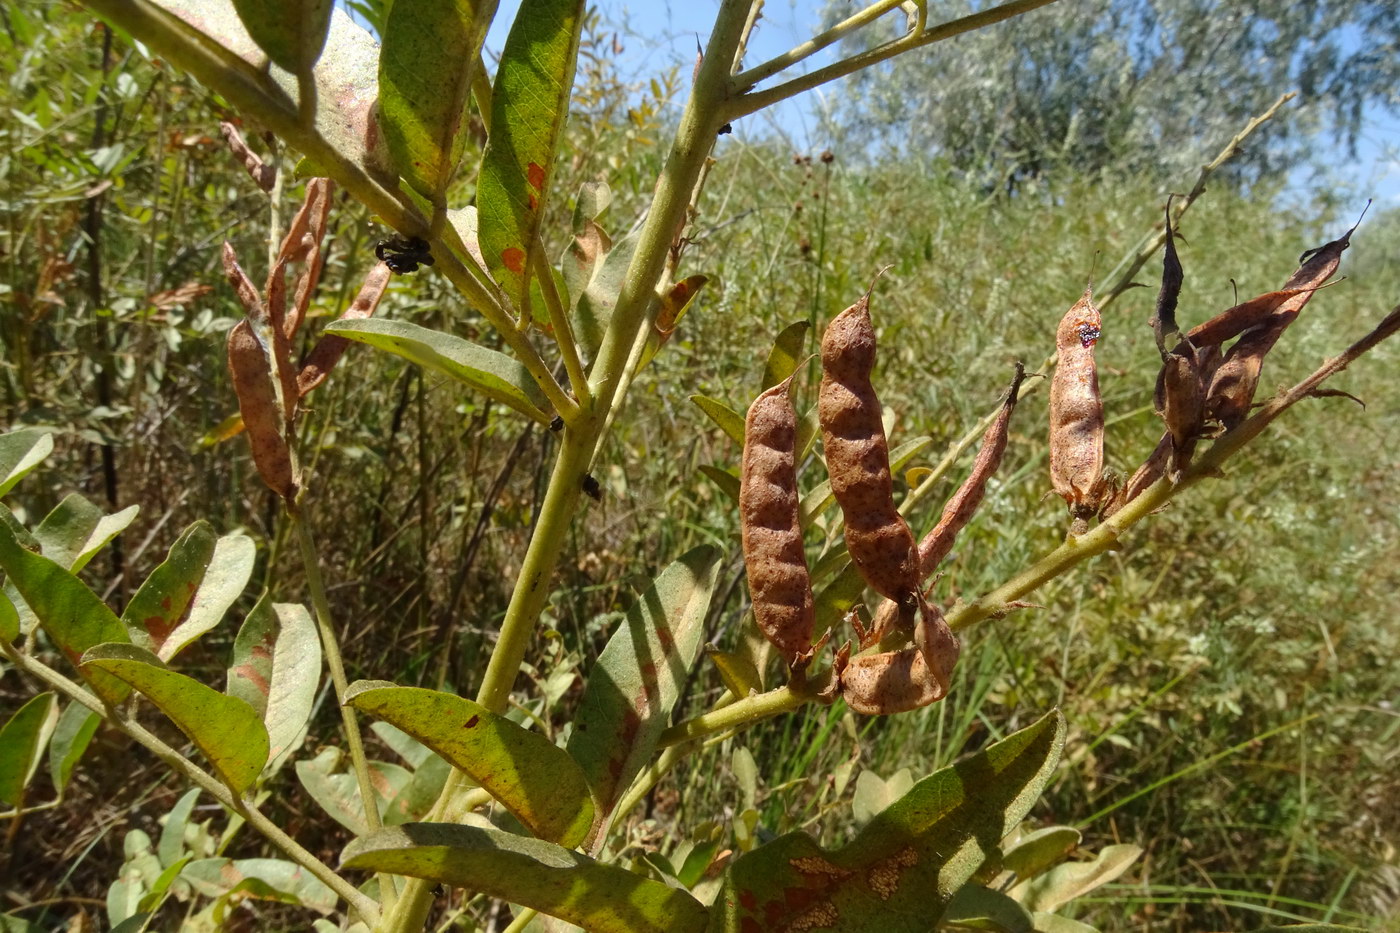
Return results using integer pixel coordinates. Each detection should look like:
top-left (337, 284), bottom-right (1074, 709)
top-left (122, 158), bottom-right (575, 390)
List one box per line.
top-left (0, 428), bottom-right (54, 498)
top-left (378, 0), bottom-right (495, 201)
top-left (325, 319), bottom-right (550, 423)
top-left (0, 692), bottom-right (58, 806)
top-left (158, 788), bottom-right (201, 868)
top-left (81, 643), bottom-right (269, 795)
top-left (478, 0), bottom-right (585, 307)
top-left (180, 857), bottom-right (337, 914)
top-left (1002, 826), bottom-right (1082, 881)
top-left (33, 493), bottom-right (139, 573)
top-left (691, 396), bottom-right (745, 446)
top-left (0, 524), bottom-right (132, 704)
top-left (295, 746), bottom-right (410, 836)
top-left (574, 230), bottom-right (637, 361)
top-left (1008, 843), bottom-right (1141, 913)
top-left (762, 321), bottom-right (811, 390)
top-left (341, 823), bottom-right (709, 933)
top-left (227, 598), bottom-right (320, 773)
top-left (345, 681), bottom-right (593, 847)
top-left (566, 546), bottom-right (721, 848)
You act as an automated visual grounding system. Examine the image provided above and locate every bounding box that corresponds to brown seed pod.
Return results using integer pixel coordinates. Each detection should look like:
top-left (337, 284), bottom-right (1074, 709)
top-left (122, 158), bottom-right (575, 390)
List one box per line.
top-left (868, 364), bottom-right (1025, 641)
top-left (838, 596), bottom-right (958, 715)
top-left (297, 261), bottom-right (393, 397)
top-left (818, 289), bottom-right (920, 612)
top-left (1154, 341), bottom-right (1204, 473)
top-left (228, 321), bottom-right (297, 501)
top-left (1102, 433), bottom-right (1172, 519)
top-left (740, 373), bottom-right (816, 668)
top-left (1205, 217), bottom-right (1357, 429)
top-left (1049, 286), bottom-right (1106, 523)
top-left (1187, 288), bottom-right (1312, 347)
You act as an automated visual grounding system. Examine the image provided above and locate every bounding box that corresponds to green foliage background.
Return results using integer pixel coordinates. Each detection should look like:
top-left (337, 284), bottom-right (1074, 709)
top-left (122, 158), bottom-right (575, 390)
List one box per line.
top-left (1, 1), bottom-right (1399, 929)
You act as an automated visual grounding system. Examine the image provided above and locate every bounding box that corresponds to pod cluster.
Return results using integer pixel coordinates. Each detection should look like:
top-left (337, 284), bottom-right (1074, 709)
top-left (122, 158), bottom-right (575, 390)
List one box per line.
top-left (739, 286), bottom-right (1023, 715)
top-left (736, 206), bottom-right (1361, 714)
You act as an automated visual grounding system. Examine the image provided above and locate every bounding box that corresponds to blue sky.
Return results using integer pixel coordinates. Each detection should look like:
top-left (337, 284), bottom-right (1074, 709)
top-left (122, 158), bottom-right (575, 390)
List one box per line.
top-left (479, 1), bottom-right (1400, 204)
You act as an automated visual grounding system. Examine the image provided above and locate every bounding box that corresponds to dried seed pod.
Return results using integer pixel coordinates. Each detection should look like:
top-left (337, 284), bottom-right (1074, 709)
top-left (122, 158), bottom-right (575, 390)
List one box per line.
top-left (1049, 286), bottom-right (1106, 523)
top-left (224, 243), bottom-right (298, 421)
top-left (740, 373), bottom-right (816, 667)
top-left (228, 321), bottom-right (297, 501)
top-left (1150, 197), bottom-right (1184, 357)
top-left (1205, 217), bottom-right (1358, 429)
top-left (1154, 342), bottom-right (1204, 473)
top-left (868, 364), bottom-right (1025, 641)
top-left (818, 289), bottom-right (920, 612)
top-left (297, 262), bottom-right (393, 397)
top-left (838, 596), bottom-right (958, 715)
top-left (1187, 288), bottom-right (1311, 347)
top-left (1102, 433), bottom-right (1172, 519)
top-left (219, 121), bottom-right (275, 191)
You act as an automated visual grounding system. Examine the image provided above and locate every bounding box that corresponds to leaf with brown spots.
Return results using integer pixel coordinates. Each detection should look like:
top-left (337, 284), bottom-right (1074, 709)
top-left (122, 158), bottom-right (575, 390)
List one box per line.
top-left (477, 0), bottom-right (586, 309)
top-left (227, 596), bottom-right (321, 775)
top-left (707, 711), bottom-right (1064, 932)
top-left (566, 546), bottom-right (721, 852)
top-left (344, 680), bottom-right (594, 848)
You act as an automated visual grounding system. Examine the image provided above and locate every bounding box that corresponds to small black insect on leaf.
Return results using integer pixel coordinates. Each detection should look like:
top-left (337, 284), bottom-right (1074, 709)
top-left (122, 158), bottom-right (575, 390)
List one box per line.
top-left (549, 415), bottom-right (565, 433)
top-left (581, 473), bottom-right (602, 502)
top-left (375, 235), bottom-right (435, 274)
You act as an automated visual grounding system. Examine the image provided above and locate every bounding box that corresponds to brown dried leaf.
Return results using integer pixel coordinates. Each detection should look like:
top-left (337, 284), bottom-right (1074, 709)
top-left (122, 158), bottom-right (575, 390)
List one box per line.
top-left (297, 262), bottom-right (392, 397)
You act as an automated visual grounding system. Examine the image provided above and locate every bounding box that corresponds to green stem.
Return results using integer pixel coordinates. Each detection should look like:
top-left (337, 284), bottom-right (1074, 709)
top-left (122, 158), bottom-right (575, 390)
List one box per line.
top-left (0, 642), bottom-right (378, 923)
top-left (291, 507), bottom-right (395, 915)
top-left (78, 0), bottom-right (575, 424)
top-left (728, 0), bottom-right (1062, 119)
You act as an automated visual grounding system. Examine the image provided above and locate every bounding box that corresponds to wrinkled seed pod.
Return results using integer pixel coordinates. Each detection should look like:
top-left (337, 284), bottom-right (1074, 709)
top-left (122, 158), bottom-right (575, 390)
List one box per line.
top-left (1049, 287), bottom-right (1106, 520)
top-left (819, 292), bottom-right (920, 608)
top-left (228, 321), bottom-right (297, 501)
top-left (740, 373), bottom-right (815, 667)
top-left (839, 596), bottom-right (958, 715)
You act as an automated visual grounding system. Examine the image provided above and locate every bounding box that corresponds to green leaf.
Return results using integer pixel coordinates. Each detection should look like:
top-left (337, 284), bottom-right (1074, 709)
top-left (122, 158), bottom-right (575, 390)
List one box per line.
top-left (706, 646), bottom-right (763, 699)
top-left (574, 230), bottom-right (637, 361)
top-left (0, 428), bottom-right (53, 498)
top-left (378, 0), bottom-right (495, 201)
top-left (707, 711), bottom-right (1065, 933)
top-left (560, 181), bottom-right (612, 312)
top-left (341, 823), bottom-right (709, 933)
top-left (1008, 843), bottom-right (1142, 913)
top-left (382, 751), bottom-right (451, 825)
top-left (48, 701), bottom-right (100, 794)
top-left (1, 590), bottom-right (17, 643)
top-left (180, 857), bottom-right (337, 914)
top-left (943, 883), bottom-right (1036, 932)
top-left (158, 788), bottom-right (201, 868)
top-left (0, 523), bottom-right (132, 704)
top-left (637, 274), bottom-right (710, 372)
top-left (325, 319), bottom-right (550, 423)
top-left (344, 681), bottom-right (594, 848)
top-left (691, 396), bottom-right (745, 446)
top-left (762, 321), bottom-right (811, 390)
top-left (566, 546), bottom-right (721, 848)
top-left (1002, 826), bottom-right (1082, 881)
top-left (477, 0), bottom-right (585, 307)
top-left (123, 523), bottom-right (255, 661)
top-left (295, 746), bottom-right (411, 835)
top-left (0, 691), bottom-right (58, 806)
top-left (227, 598), bottom-right (320, 773)
top-left (851, 767), bottom-right (914, 826)
top-left (231, 0), bottom-right (333, 73)
top-left (81, 644), bottom-right (269, 795)
top-left (33, 494), bottom-right (139, 573)
top-left (371, 720), bottom-right (434, 769)
top-left (697, 464), bottom-right (740, 505)
top-left (1030, 912), bottom-right (1099, 933)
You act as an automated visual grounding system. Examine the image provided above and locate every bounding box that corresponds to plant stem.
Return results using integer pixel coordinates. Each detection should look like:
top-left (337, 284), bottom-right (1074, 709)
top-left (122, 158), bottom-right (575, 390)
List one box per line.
top-left (0, 642), bottom-right (379, 923)
top-left (728, 0), bottom-right (1062, 119)
top-left (291, 506), bottom-right (395, 914)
